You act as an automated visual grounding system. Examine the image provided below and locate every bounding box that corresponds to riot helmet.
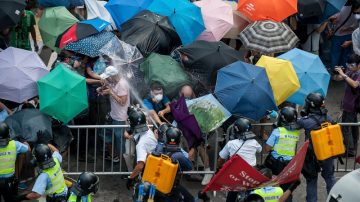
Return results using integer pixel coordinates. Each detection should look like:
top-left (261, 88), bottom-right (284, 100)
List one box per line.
top-left (278, 107), bottom-right (299, 130)
top-left (301, 93), bottom-right (326, 116)
top-left (157, 123), bottom-right (171, 143)
top-left (0, 122), bottom-right (10, 146)
top-left (127, 106), bottom-right (147, 134)
top-left (165, 127), bottom-right (181, 146)
top-left (245, 194), bottom-right (265, 202)
top-left (72, 172), bottom-right (100, 196)
top-left (32, 144), bottom-right (55, 170)
top-left (232, 118), bottom-right (254, 140)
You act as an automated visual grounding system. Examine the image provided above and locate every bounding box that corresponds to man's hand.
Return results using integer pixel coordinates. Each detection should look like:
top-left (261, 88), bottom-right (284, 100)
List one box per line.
top-left (36, 130), bottom-right (48, 144)
top-left (126, 177), bottom-right (135, 190)
top-left (334, 66), bottom-right (346, 77)
top-left (158, 110), bottom-right (165, 118)
top-left (341, 40), bottom-right (352, 48)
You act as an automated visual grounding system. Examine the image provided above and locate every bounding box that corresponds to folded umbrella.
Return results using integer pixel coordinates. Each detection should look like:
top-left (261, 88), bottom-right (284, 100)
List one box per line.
top-left (39, 6), bottom-right (78, 53)
top-left (174, 40), bottom-right (242, 87)
top-left (140, 53), bottom-right (189, 97)
top-left (256, 56), bottom-right (300, 106)
top-left (5, 109), bottom-right (53, 143)
top-left (194, 0), bottom-right (233, 41)
top-left (238, 0), bottom-right (297, 22)
top-left (85, 0), bottom-right (116, 30)
top-left (105, 0), bottom-right (153, 30)
top-left (0, 47), bottom-right (49, 103)
top-left (56, 18), bottom-right (110, 48)
top-left (37, 64), bottom-right (88, 123)
top-left (223, 0), bottom-right (251, 39)
top-left (239, 20), bottom-right (299, 54)
top-left (278, 48), bottom-right (330, 106)
top-left (65, 31), bottom-right (117, 57)
top-left (148, 0), bottom-right (205, 45)
top-left (120, 10), bottom-right (181, 57)
top-left (214, 61), bottom-right (277, 121)
top-left (0, 0), bottom-right (26, 31)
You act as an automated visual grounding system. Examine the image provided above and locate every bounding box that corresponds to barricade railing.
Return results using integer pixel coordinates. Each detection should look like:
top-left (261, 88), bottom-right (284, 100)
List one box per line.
top-left (63, 123), bottom-right (359, 176)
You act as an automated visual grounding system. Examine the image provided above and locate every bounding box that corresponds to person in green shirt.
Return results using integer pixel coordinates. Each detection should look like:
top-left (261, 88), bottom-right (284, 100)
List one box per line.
top-left (10, 10), bottom-right (38, 51)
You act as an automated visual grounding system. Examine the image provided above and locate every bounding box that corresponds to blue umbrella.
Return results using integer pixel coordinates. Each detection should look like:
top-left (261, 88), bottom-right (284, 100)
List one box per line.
top-left (148, 0), bottom-right (205, 45)
top-left (80, 18), bottom-right (110, 32)
top-left (278, 48), bottom-right (330, 106)
top-left (105, 0), bottom-right (153, 30)
top-left (38, 0), bottom-right (70, 7)
top-left (65, 31), bottom-right (116, 57)
top-left (69, 0), bottom-right (84, 7)
top-left (214, 61), bottom-right (277, 121)
top-left (321, 0), bottom-right (346, 20)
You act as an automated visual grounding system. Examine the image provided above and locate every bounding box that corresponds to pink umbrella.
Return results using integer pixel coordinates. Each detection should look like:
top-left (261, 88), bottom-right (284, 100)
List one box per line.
top-left (194, 0), bottom-right (233, 41)
top-left (223, 0), bottom-right (252, 40)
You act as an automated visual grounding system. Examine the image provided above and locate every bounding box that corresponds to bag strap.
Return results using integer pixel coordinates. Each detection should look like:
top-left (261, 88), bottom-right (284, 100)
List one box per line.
top-left (333, 11), bottom-right (353, 34)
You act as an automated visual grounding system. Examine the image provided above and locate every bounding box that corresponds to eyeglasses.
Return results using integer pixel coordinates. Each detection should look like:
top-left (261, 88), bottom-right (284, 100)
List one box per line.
top-left (346, 63), bottom-right (357, 68)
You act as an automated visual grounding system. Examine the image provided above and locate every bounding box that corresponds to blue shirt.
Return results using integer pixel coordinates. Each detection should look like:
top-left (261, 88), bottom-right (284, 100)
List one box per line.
top-left (32, 151), bottom-right (68, 196)
top-left (0, 141), bottom-right (29, 178)
top-left (154, 143), bottom-right (192, 171)
top-left (69, 192), bottom-right (90, 202)
top-left (0, 109), bottom-right (9, 122)
top-left (266, 128), bottom-right (295, 161)
top-left (143, 95), bottom-right (170, 113)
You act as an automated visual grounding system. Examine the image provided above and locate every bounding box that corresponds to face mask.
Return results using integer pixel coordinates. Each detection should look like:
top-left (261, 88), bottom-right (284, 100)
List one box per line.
top-left (154, 94), bottom-right (163, 102)
top-left (355, 14), bottom-right (360, 20)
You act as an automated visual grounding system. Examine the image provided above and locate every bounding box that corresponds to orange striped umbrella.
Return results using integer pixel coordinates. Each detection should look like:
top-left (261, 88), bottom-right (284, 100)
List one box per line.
top-left (238, 0), bottom-right (298, 22)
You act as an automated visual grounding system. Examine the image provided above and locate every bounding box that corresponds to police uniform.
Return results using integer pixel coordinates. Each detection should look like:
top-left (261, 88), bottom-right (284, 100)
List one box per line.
top-left (32, 151), bottom-right (68, 202)
top-left (252, 187), bottom-right (284, 202)
top-left (68, 193), bottom-right (91, 202)
top-left (0, 140), bottom-right (28, 202)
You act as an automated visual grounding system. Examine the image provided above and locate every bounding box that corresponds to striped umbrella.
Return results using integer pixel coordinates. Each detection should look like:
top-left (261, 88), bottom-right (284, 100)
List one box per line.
top-left (239, 20), bottom-right (299, 54)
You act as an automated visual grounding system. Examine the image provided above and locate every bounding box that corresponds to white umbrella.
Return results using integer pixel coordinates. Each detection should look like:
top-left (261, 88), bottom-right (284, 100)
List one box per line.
top-left (85, 0), bottom-right (116, 30)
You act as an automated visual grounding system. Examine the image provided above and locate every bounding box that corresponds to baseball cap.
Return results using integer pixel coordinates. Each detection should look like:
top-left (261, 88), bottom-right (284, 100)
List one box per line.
top-left (100, 66), bottom-right (119, 79)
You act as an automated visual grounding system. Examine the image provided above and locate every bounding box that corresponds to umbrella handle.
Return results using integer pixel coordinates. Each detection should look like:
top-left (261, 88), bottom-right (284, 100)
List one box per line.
top-left (160, 115), bottom-right (172, 125)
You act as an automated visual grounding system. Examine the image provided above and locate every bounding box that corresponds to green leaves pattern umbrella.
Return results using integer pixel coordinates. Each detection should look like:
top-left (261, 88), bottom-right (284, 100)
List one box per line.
top-left (37, 64), bottom-right (88, 123)
top-left (39, 6), bottom-right (78, 53)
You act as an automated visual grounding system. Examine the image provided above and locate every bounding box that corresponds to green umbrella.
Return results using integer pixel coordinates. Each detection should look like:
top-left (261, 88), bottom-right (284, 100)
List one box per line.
top-left (37, 64), bottom-right (88, 123)
top-left (39, 6), bottom-right (78, 53)
top-left (140, 53), bottom-right (190, 96)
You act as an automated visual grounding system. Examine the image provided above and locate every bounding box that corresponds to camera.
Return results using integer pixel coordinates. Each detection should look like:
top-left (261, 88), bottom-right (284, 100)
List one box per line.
top-left (333, 66), bottom-right (346, 75)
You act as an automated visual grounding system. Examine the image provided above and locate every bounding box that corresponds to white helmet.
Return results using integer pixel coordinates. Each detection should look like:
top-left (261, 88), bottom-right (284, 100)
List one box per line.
top-left (326, 169), bottom-right (360, 202)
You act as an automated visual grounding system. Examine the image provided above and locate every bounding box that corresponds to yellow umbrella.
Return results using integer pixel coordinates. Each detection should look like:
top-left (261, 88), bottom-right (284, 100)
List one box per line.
top-left (256, 56), bottom-right (300, 106)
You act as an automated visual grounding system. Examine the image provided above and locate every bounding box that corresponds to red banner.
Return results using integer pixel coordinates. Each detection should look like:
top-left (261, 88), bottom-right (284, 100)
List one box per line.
top-left (203, 140), bottom-right (309, 192)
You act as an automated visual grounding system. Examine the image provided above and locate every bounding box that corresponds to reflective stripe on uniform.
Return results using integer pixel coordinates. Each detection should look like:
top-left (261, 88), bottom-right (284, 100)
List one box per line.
top-left (43, 158), bottom-right (66, 195)
top-left (0, 140), bottom-right (16, 175)
top-left (68, 193), bottom-right (91, 202)
top-left (273, 127), bottom-right (300, 157)
top-left (253, 187), bottom-right (284, 202)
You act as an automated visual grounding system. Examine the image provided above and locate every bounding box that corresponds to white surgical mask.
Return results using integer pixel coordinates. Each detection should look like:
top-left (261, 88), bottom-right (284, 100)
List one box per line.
top-left (355, 14), bottom-right (360, 20)
top-left (154, 94), bottom-right (163, 102)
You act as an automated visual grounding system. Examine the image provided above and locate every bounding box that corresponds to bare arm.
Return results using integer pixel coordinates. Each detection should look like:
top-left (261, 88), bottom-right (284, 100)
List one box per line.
top-left (26, 192), bottom-right (41, 200)
top-left (316, 21), bottom-right (329, 33)
top-left (47, 143), bottom-right (58, 152)
top-left (264, 144), bottom-right (272, 153)
top-left (279, 190), bottom-right (292, 202)
top-left (217, 158), bottom-right (226, 169)
top-left (130, 161), bottom-right (145, 178)
top-left (150, 110), bottom-right (162, 124)
top-left (85, 78), bottom-right (101, 85)
top-left (86, 67), bottom-right (102, 80)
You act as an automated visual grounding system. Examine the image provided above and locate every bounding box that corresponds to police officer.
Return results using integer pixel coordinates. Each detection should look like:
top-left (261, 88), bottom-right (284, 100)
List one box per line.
top-left (0, 122), bottom-right (30, 202)
top-left (297, 93), bottom-right (336, 202)
top-left (68, 172), bottom-right (99, 202)
top-left (125, 107), bottom-right (157, 190)
top-left (16, 143), bottom-right (68, 202)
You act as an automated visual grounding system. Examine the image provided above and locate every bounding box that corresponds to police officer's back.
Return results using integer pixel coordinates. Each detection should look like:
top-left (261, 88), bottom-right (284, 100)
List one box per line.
top-left (68, 172), bottom-right (99, 202)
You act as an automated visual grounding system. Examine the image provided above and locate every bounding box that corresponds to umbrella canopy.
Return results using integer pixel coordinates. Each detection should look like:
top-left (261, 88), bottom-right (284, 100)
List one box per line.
top-left (175, 40), bottom-right (242, 87)
top-left (238, 0), bottom-right (297, 22)
top-left (37, 64), bottom-right (88, 123)
top-left (298, 0), bottom-right (325, 19)
top-left (65, 31), bottom-right (117, 57)
top-left (105, 0), bottom-right (153, 30)
top-left (120, 10), bottom-right (181, 57)
top-left (5, 109), bottom-right (52, 143)
top-left (140, 53), bottom-right (189, 97)
top-left (39, 7), bottom-right (78, 53)
top-left (99, 37), bottom-right (144, 91)
top-left (0, 0), bottom-right (26, 31)
top-left (215, 61), bottom-right (277, 121)
top-left (300, 0), bottom-right (346, 23)
top-left (239, 20), bottom-right (299, 54)
top-left (56, 18), bottom-right (110, 48)
top-left (148, 0), bottom-right (205, 45)
top-left (194, 0), bottom-right (233, 41)
top-left (85, 0), bottom-right (116, 30)
top-left (0, 47), bottom-right (49, 103)
top-left (38, 0), bottom-right (70, 7)
top-left (223, 0), bottom-right (251, 39)
top-left (278, 48), bottom-right (330, 106)
top-left (256, 56), bottom-right (300, 106)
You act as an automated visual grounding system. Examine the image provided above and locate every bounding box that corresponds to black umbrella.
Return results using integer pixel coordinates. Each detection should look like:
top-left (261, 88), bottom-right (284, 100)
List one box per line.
top-left (0, 0), bottom-right (26, 31)
top-left (5, 109), bottom-right (53, 143)
top-left (120, 10), bottom-right (181, 57)
top-left (174, 40), bottom-right (242, 87)
top-left (298, 0), bottom-right (325, 20)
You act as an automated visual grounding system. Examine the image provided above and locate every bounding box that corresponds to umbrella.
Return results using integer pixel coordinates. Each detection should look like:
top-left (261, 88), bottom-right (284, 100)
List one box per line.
top-left (38, 0), bottom-right (70, 8)
top-left (170, 96), bottom-right (203, 148)
top-left (65, 31), bottom-right (117, 57)
top-left (99, 37), bottom-right (144, 91)
top-left (0, 0), bottom-right (26, 31)
top-left (300, 0), bottom-right (346, 23)
top-left (256, 56), bottom-right (300, 106)
top-left (278, 48), bottom-right (330, 106)
top-left (140, 53), bottom-right (189, 97)
top-left (223, 0), bottom-right (251, 39)
top-left (105, 0), bottom-right (153, 30)
top-left (37, 64), bottom-right (88, 123)
top-left (5, 109), bottom-right (53, 143)
top-left (174, 40), bottom-right (242, 87)
top-left (148, 0), bottom-right (205, 45)
top-left (237, 0), bottom-right (297, 22)
top-left (298, 0), bottom-right (325, 20)
top-left (39, 7), bottom-right (78, 53)
top-left (186, 94), bottom-right (231, 133)
top-left (194, 0), bottom-right (233, 41)
top-left (214, 61), bottom-right (277, 121)
top-left (69, 0), bottom-right (84, 7)
top-left (85, 0), bottom-right (116, 30)
top-left (0, 47), bottom-right (49, 103)
top-left (239, 20), bottom-right (299, 54)
top-left (120, 10), bottom-right (181, 57)
top-left (56, 18), bottom-right (110, 48)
